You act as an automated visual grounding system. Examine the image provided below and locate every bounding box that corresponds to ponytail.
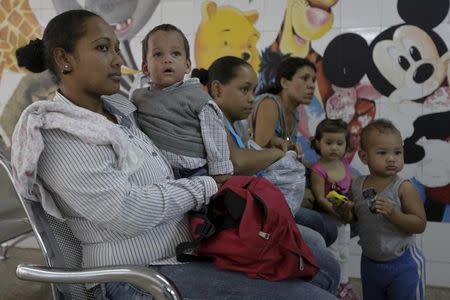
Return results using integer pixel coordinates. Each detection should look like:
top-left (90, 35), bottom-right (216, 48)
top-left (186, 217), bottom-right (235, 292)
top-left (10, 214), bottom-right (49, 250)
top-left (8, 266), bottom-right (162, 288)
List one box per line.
top-left (16, 38), bottom-right (47, 73)
top-left (191, 68), bottom-right (209, 86)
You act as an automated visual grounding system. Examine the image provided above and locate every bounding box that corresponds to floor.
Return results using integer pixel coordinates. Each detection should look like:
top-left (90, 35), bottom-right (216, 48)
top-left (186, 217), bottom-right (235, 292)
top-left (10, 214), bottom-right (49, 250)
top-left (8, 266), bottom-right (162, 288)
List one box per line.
top-left (0, 247), bottom-right (52, 300)
top-left (348, 278), bottom-right (450, 300)
top-left (1, 247), bottom-right (450, 300)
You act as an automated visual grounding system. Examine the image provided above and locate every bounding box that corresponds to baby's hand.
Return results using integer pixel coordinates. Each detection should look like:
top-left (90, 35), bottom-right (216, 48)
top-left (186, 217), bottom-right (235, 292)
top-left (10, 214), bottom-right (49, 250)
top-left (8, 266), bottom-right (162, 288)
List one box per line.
top-left (333, 201), bottom-right (354, 223)
top-left (371, 196), bottom-right (395, 217)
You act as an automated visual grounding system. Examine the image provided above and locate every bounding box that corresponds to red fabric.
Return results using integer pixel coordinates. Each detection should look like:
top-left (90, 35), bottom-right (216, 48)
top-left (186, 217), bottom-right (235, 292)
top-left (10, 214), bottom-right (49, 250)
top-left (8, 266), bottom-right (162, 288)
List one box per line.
top-left (191, 176), bottom-right (320, 281)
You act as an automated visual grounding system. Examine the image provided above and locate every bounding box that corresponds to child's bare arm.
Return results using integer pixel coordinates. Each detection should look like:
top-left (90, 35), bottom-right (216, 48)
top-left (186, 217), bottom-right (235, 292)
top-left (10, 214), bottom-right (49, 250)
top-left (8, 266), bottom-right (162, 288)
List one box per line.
top-left (310, 171), bottom-right (339, 217)
top-left (373, 181), bottom-right (426, 234)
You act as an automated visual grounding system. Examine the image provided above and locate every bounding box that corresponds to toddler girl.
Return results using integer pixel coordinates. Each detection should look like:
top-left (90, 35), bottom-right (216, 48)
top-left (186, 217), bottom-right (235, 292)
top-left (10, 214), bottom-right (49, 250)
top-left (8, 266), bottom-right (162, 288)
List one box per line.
top-left (310, 118), bottom-right (359, 300)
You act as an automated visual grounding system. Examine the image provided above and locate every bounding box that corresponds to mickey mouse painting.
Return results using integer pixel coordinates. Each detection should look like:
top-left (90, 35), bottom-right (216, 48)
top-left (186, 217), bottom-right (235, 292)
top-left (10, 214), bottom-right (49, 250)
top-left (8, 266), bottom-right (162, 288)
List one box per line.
top-left (323, 0), bottom-right (450, 221)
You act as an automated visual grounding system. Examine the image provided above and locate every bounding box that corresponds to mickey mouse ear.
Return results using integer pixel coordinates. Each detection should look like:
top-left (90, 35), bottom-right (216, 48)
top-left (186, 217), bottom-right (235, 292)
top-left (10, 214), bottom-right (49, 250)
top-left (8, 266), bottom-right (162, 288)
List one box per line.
top-left (398, 0), bottom-right (449, 30)
top-left (323, 33), bottom-right (370, 88)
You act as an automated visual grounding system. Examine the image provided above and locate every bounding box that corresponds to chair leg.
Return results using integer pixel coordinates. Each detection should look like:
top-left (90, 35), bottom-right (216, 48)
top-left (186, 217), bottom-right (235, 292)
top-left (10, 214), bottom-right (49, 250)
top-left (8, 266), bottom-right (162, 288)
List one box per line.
top-left (0, 244), bottom-right (10, 260)
top-left (0, 232), bottom-right (34, 260)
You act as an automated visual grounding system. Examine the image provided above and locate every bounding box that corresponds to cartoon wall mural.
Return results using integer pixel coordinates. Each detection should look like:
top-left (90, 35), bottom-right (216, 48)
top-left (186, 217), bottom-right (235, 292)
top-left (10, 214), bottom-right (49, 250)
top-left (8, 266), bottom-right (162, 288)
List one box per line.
top-left (0, 0), bottom-right (160, 154)
top-left (0, 0), bottom-right (449, 223)
top-left (194, 0), bottom-right (260, 71)
top-left (256, 0), bottom-right (343, 169)
top-left (0, 0), bottom-right (43, 153)
top-left (322, 0), bottom-right (450, 222)
top-left (258, 0), bottom-right (337, 103)
top-left (0, 0), bottom-right (42, 81)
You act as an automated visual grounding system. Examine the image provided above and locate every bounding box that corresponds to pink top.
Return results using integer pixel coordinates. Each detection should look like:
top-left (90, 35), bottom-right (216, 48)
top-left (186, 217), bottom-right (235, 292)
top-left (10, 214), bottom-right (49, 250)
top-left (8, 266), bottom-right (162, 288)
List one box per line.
top-left (310, 156), bottom-right (352, 196)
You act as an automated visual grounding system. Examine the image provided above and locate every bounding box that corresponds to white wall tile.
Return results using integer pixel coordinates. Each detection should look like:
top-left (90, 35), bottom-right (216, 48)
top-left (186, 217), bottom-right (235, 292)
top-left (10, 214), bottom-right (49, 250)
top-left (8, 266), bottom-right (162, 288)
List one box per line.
top-left (260, 0), bottom-right (285, 32)
top-left (192, 0), bottom-right (205, 38)
top-left (185, 33), bottom-right (195, 64)
top-left (342, 27), bottom-right (382, 45)
top-left (227, 0), bottom-right (264, 12)
top-left (37, 8), bottom-right (56, 27)
top-left (381, 0), bottom-right (402, 27)
top-left (160, 0), bottom-right (195, 35)
top-left (28, 0), bottom-right (41, 9)
top-left (341, 0), bottom-right (382, 29)
top-left (40, 0), bottom-right (54, 9)
top-left (331, 0), bottom-right (342, 29)
top-left (422, 222), bottom-right (450, 262)
top-left (258, 31), bottom-right (277, 51)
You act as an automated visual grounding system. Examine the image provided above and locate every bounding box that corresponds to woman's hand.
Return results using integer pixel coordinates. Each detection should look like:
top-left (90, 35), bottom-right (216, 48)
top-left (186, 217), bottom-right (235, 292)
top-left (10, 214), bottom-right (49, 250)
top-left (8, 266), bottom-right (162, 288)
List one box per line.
top-left (268, 136), bottom-right (289, 152)
top-left (268, 137), bottom-right (302, 158)
top-left (287, 142), bottom-right (303, 160)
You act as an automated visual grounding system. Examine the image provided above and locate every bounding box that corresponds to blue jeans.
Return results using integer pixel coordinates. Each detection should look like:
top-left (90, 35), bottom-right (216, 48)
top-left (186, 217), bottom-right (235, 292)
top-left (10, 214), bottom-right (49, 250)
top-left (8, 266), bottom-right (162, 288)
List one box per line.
top-left (295, 208), bottom-right (338, 247)
top-left (92, 228), bottom-right (339, 300)
top-left (93, 261), bottom-right (338, 300)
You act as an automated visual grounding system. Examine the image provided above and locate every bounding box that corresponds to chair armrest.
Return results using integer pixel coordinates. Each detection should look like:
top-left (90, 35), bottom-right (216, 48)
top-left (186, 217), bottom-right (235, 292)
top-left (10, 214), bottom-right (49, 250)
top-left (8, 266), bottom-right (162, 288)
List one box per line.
top-left (16, 264), bottom-right (182, 300)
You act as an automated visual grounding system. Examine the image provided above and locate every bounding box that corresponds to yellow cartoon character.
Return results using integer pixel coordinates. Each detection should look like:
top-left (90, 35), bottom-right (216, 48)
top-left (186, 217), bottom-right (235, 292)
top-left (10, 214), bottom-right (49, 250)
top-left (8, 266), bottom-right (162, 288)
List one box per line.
top-left (259, 0), bottom-right (338, 104)
top-left (279, 0), bottom-right (337, 57)
top-left (195, 0), bottom-right (260, 71)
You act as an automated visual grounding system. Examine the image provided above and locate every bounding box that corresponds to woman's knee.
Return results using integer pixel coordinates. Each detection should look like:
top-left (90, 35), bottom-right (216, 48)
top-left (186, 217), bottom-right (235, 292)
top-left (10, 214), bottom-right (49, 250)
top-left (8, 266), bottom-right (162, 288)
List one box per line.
top-left (298, 224), bottom-right (326, 248)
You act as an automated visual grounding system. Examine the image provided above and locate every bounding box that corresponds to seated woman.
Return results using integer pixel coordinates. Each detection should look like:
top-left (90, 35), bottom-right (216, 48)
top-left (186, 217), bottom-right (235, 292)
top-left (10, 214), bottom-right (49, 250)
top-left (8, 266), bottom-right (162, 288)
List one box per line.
top-left (207, 54), bottom-right (339, 272)
top-left (12, 10), bottom-right (338, 300)
top-left (252, 57), bottom-right (338, 247)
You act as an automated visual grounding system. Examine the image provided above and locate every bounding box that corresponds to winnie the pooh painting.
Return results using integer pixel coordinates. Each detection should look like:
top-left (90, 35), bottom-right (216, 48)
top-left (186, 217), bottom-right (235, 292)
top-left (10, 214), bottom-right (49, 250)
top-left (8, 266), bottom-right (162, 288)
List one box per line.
top-left (194, 0), bottom-right (260, 71)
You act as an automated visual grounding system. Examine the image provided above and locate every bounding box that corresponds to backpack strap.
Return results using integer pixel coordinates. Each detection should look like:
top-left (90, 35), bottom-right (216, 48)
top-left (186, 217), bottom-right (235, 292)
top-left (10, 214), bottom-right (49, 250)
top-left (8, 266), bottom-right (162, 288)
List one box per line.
top-left (176, 209), bottom-right (215, 262)
top-left (176, 180), bottom-right (250, 262)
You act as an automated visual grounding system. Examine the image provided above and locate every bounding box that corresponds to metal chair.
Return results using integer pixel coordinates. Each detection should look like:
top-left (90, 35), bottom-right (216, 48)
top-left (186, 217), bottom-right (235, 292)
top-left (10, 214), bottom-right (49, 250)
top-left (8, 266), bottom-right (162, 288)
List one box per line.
top-left (0, 158), bottom-right (182, 300)
top-left (0, 155), bottom-right (33, 259)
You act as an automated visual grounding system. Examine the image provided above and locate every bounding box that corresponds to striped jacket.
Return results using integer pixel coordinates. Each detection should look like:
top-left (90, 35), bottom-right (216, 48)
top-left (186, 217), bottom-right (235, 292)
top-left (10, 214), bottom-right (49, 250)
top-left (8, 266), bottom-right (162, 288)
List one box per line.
top-left (37, 91), bottom-right (217, 268)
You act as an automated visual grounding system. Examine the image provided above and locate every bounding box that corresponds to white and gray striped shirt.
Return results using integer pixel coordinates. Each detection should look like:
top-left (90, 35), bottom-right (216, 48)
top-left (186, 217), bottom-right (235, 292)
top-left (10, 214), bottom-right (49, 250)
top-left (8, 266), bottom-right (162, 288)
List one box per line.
top-left (37, 92), bottom-right (217, 268)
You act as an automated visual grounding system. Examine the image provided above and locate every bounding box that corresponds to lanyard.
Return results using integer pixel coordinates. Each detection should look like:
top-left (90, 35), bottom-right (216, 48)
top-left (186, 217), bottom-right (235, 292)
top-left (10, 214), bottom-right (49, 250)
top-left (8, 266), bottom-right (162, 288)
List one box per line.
top-left (226, 120), bottom-right (246, 149)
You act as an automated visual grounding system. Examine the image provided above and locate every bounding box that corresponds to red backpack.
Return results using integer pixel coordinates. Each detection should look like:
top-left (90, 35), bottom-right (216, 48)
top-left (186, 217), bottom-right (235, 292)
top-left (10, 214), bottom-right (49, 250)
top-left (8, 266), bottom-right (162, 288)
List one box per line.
top-left (176, 175), bottom-right (319, 281)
